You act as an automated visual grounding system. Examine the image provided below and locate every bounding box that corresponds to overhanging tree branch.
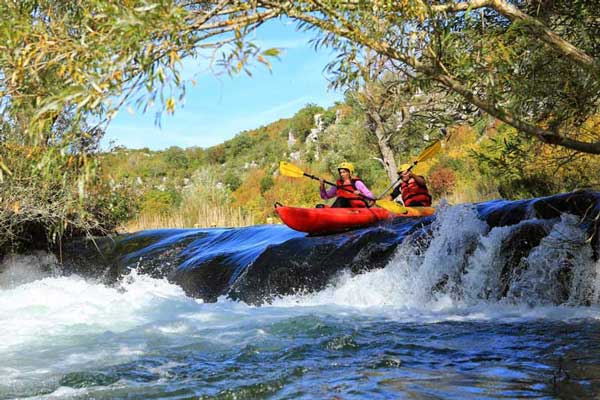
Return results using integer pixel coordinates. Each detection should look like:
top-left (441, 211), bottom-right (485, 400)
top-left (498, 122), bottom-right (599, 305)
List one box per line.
top-left (270, 2), bottom-right (600, 154)
top-left (428, 0), bottom-right (600, 76)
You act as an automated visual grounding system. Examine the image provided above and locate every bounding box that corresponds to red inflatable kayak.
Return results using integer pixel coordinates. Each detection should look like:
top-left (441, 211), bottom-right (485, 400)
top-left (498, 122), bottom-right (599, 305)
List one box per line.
top-left (274, 204), bottom-right (435, 234)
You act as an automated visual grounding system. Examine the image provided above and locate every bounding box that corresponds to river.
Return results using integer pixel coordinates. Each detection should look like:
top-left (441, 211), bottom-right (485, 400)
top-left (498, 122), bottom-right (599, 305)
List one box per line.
top-left (1, 192), bottom-right (599, 399)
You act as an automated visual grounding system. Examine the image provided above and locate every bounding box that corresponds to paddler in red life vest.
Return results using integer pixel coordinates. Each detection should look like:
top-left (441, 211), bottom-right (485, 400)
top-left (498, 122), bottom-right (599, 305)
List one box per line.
top-left (389, 164), bottom-right (432, 207)
top-left (319, 162), bottom-right (375, 208)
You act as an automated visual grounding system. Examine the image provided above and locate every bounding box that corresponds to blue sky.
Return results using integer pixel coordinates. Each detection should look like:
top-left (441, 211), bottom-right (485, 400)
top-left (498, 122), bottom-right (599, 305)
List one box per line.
top-left (103, 18), bottom-right (344, 150)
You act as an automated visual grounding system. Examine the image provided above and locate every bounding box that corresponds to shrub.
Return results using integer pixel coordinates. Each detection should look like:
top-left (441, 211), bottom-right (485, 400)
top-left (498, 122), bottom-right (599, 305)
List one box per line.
top-left (288, 104), bottom-right (325, 141)
top-left (0, 142), bottom-right (136, 256)
top-left (141, 189), bottom-right (181, 215)
top-left (429, 167), bottom-right (456, 197)
top-left (260, 175), bottom-right (274, 194)
top-left (86, 182), bottom-right (140, 230)
top-left (321, 108), bottom-right (337, 127)
top-left (223, 171), bottom-right (243, 191)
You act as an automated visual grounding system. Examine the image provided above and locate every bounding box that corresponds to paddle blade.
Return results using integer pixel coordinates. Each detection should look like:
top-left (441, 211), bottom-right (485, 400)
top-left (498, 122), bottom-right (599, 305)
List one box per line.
top-left (279, 161), bottom-right (305, 178)
top-left (376, 199), bottom-right (408, 215)
top-left (417, 140), bottom-right (442, 163)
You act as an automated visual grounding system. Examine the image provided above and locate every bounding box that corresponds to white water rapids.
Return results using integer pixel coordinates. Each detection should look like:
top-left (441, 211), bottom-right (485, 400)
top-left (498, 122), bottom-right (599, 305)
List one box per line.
top-left (1, 204), bottom-right (599, 398)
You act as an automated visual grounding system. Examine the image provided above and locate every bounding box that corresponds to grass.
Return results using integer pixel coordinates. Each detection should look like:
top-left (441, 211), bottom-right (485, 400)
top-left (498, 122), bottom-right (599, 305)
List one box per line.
top-left (123, 204), bottom-right (255, 232)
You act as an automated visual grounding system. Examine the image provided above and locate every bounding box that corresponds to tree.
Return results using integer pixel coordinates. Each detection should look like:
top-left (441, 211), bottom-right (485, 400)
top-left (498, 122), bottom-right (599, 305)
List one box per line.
top-left (268, 0), bottom-right (600, 154)
top-left (164, 146), bottom-right (190, 172)
top-left (288, 104), bottom-right (326, 141)
top-left (333, 49), bottom-right (469, 182)
top-left (3, 1), bottom-right (599, 252)
top-left (0, 1), bottom-right (281, 160)
top-left (4, 1), bottom-right (598, 155)
top-left (2, 1), bottom-right (284, 251)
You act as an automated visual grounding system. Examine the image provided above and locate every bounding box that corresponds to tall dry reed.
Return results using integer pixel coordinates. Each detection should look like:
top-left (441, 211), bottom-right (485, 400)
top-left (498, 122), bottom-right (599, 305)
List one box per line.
top-left (123, 204), bottom-right (254, 232)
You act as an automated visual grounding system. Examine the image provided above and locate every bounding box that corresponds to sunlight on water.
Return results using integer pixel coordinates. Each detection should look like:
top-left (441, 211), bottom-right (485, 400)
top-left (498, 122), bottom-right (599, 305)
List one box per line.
top-left (1, 201), bottom-right (599, 399)
top-left (1, 271), bottom-right (599, 398)
top-left (273, 205), bottom-right (600, 314)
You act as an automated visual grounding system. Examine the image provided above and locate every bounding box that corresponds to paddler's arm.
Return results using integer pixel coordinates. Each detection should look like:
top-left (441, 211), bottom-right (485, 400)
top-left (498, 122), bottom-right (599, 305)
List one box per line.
top-left (320, 179), bottom-right (337, 199)
top-left (354, 181), bottom-right (374, 200)
top-left (410, 173), bottom-right (427, 187)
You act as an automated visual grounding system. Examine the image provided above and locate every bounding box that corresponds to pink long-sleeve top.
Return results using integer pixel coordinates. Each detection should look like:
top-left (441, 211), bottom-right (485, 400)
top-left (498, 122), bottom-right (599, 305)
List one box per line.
top-left (320, 180), bottom-right (374, 200)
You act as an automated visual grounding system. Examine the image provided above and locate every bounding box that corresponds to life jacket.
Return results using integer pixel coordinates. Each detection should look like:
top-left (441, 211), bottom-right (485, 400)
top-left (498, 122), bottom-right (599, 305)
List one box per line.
top-left (400, 177), bottom-right (432, 207)
top-left (336, 177), bottom-right (368, 208)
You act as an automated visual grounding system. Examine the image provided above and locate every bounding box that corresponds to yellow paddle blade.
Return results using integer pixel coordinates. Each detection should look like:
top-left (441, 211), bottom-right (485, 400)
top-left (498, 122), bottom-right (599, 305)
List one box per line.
top-left (417, 140), bottom-right (442, 163)
top-left (376, 199), bottom-right (408, 214)
top-left (279, 161), bottom-right (305, 178)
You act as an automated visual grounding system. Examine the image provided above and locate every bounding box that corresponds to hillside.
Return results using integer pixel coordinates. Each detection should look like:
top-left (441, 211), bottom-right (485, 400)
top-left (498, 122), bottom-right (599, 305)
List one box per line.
top-left (101, 103), bottom-right (600, 231)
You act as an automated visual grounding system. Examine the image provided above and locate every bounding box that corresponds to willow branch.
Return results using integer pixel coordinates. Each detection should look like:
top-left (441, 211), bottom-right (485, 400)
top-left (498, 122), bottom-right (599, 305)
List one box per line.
top-left (196, 8), bottom-right (279, 31)
top-left (186, 0), bottom-right (232, 29)
top-left (429, 0), bottom-right (493, 13)
top-left (428, 67), bottom-right (600, 153)
top-left (278, 6), bottom-right (600, 154)
top-left (430, 0), bottom-right (600, 75)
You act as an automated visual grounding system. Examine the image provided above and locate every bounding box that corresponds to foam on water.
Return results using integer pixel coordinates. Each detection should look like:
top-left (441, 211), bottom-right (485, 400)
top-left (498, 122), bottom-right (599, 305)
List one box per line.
top-left (0, 270), bottom-right (240, 395)
top-left (0, 270), bottom-right (197, 351)
top-left (1, 204), bottom-right (598, 355)
top-left (2, 201), bottom-right (600, 398)
top-left (271, 204), bottom-right (600, 321)
top-left (0, 268), bottom-right (301, 381)
top-left (272, 204), bottom-right (488, 308)
top-left (507, 214), bottom-right (598, 305)
top-left (1, 218), bottom-right (599, 398)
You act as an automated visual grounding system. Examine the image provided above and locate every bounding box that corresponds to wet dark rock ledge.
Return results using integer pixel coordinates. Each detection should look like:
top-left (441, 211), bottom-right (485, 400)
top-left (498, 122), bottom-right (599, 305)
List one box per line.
top-left (55, 190), bottom-right (600, 305)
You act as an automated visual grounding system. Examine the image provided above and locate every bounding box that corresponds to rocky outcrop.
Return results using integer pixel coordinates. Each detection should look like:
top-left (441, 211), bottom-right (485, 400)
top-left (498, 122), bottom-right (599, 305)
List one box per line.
top-left (305, 114), bottom-right (324, 161)
top-left (287, 129), bottom-right (297, 149)
top-left (228, 228), bottom-right (403, 305)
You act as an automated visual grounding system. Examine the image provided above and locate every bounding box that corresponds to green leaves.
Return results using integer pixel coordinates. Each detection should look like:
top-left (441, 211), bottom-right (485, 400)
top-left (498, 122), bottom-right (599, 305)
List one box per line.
top-left (262, 48), bottom-right (281, 57)
top-left (273, 0), bottom-right (600, 153)
top-left (1, 0), bottom-right (282, 146)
